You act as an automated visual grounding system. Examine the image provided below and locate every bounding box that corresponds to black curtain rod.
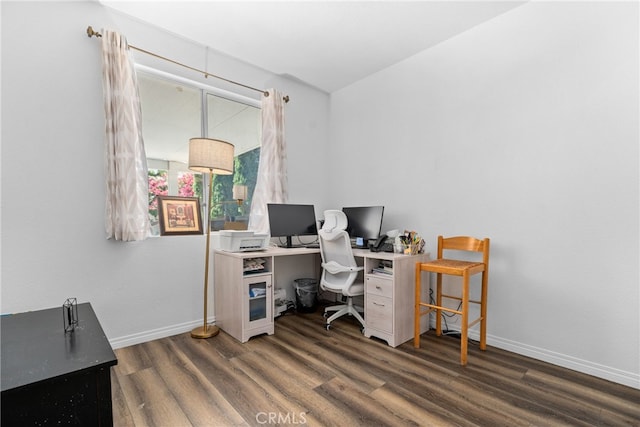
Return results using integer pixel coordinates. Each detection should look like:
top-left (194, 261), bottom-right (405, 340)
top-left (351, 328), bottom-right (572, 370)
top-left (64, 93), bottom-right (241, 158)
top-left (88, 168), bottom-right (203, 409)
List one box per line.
top-left (86, 26), bottom-right (289, 103)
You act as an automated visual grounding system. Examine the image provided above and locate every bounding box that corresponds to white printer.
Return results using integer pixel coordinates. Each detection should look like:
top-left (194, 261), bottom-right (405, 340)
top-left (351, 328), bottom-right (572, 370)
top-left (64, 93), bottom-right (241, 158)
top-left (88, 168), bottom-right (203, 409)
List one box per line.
top-left (219, 230), bottom-right (269, 252)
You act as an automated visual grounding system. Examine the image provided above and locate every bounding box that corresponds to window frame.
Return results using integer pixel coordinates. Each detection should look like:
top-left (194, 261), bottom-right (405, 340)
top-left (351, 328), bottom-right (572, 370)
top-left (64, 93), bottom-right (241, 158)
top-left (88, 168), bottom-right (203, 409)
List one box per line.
top-left (136, 65), bottom-right (261, 110)
top-left (136, 65), bottom-right (261, 234)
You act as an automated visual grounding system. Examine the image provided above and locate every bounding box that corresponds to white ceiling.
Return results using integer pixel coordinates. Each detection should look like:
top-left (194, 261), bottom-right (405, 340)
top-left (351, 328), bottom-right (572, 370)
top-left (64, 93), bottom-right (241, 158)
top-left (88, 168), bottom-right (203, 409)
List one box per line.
top-left (102, 1), bottom-right (526, 93)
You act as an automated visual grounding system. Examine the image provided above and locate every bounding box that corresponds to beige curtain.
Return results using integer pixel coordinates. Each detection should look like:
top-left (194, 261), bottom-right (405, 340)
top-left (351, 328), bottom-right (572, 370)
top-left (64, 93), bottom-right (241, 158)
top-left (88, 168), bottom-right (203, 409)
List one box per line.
top-left (100, 30), bottom-right (150, 241)
top-left (248, 89), bottom-right (288, 234)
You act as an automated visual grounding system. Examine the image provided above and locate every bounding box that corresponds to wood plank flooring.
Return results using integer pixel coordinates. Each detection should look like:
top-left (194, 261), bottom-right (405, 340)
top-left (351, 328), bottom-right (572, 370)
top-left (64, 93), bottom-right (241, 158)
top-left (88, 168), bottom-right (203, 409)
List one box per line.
top-left (111, 309), bottom-right (640, 426)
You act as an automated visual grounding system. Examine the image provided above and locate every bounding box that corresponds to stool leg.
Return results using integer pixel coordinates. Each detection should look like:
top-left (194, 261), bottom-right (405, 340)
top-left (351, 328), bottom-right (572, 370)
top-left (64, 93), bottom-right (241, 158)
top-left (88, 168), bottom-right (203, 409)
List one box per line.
top-left (480, 269), bottom-right (488, 351)
top-left (414, 263), bottom-right (421, 348)
top-left (460, 272), bottom-right (469, 366)
top-left (435, 272), bottom-right (443, 336)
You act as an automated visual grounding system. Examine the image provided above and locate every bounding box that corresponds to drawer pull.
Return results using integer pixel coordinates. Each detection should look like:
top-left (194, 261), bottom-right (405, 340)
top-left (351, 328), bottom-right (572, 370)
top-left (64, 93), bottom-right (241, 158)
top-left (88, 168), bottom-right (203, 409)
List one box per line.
top-left (373, 302), bottom-right (385, 307)
top-left (376, 286), bottom-right (382, 290)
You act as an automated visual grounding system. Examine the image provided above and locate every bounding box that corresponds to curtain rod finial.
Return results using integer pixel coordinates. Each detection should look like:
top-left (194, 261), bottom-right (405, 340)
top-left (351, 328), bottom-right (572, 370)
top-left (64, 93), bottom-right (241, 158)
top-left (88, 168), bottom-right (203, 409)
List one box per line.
top-left (87, 26), bottom-right (102, 38)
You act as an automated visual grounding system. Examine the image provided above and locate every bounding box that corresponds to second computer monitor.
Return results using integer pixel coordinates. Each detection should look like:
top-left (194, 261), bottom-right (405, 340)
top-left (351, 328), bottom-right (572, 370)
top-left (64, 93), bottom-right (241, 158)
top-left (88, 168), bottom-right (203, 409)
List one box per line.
top-left (342, 206), bottom-right (384, 245)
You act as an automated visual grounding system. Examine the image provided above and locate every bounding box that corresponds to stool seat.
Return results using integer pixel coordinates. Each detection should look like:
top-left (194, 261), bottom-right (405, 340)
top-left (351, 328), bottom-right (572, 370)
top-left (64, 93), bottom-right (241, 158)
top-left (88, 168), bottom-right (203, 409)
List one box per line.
top-left (414, 235), bottom-right (490, 365)
top-left (420, 259), bottom-right (485, 275)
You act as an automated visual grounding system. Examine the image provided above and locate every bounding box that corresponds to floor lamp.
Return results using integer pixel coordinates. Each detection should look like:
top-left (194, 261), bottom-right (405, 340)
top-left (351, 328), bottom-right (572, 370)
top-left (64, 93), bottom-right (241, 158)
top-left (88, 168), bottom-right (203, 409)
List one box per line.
top-left (188, 137), bottom-right (235, 339)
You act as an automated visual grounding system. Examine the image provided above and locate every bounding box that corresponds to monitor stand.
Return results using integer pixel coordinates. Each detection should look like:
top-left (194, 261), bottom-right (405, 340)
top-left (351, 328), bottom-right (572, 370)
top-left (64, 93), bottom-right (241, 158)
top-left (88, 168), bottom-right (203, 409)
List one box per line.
top-left (280, 236), bottom-right (302, 248)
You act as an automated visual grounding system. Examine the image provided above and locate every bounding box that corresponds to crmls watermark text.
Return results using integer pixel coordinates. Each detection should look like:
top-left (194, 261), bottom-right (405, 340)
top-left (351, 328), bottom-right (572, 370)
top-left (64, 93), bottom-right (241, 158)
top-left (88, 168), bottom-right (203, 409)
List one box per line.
top-left (255, 412), bottom-right (308, 425)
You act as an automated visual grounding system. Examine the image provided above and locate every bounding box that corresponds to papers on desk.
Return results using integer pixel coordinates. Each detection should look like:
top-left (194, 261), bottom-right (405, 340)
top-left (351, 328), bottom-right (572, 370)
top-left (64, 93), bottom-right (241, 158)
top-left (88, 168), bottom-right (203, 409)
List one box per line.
top-left (243, 258), bottom-right (266, 273)
top-left (371, 260), bottom-right (393, 275)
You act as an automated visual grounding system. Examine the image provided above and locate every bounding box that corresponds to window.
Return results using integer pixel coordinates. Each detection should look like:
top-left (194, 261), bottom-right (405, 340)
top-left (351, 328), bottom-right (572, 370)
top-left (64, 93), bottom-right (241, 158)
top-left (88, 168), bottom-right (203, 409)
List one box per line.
top-left (137, 70), bottom-right (261, 235)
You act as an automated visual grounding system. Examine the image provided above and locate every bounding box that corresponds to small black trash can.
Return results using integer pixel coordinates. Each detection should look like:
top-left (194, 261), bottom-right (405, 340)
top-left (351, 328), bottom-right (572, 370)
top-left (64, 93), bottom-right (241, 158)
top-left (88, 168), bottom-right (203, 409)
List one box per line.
top-left (294, 278), bottom-right (318, 313)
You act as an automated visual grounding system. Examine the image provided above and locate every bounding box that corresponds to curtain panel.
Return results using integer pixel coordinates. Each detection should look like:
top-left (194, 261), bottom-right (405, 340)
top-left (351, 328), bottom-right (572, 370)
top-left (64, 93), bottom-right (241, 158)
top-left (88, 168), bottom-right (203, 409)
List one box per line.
top-left (248, 89), bottom-right (288, 234)
top-left (100, 30), bottom-right (150, 241)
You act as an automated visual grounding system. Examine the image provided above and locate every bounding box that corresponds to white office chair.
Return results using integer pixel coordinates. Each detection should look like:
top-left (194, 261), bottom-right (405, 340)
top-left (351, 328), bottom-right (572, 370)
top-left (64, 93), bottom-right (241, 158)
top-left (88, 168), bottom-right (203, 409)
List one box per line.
top-left (318, 210), bottom-right (365, 331)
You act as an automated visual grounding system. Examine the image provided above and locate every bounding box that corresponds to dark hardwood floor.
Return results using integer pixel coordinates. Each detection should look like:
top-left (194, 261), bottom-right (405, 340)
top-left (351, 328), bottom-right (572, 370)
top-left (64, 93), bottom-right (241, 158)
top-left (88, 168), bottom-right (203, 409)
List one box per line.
top-left (111, 308), bottom-right (640, 426)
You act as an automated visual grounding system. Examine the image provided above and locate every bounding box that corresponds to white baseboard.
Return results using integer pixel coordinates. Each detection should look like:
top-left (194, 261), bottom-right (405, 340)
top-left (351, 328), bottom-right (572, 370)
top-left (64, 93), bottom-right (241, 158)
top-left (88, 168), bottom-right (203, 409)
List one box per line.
top-left (428, 320), bottom-right (639, 390)
top-left (109, 317), bottom-right (214, 349)
top-left (487, 333), bottom-right (640, 390)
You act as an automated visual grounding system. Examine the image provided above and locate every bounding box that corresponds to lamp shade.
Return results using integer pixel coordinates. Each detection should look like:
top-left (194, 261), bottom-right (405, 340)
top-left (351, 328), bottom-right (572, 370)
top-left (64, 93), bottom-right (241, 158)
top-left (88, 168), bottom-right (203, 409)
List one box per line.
top-left (188, 138), bottom-right (234, 175)
top-left (232, 184), bottom-right (248, 201)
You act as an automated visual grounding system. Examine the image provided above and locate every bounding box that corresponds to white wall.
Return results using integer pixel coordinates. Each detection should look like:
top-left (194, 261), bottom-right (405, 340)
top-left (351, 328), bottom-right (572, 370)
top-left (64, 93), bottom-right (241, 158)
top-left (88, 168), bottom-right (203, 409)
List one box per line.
top-left (2, 1), bottom-right (638, 389)
top-left (1, 1), bottom-right (330, 346)
top-left (330, 2), bottom-right (639, 387)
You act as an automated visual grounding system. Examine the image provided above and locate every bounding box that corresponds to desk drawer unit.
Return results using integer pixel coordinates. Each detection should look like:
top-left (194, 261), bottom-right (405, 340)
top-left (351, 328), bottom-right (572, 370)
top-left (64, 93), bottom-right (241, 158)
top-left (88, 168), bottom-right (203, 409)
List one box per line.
top-left (365, 275), bottom-right (394, 337)
top-left (363, 252), bottom-right (430, 347)
top-left (366, 292), bottom-right (393, 333)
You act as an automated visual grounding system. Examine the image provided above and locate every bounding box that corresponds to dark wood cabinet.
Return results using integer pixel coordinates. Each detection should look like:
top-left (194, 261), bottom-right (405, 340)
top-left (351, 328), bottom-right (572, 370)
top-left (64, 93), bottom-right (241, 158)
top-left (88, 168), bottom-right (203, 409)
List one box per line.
top-left (1, 303), bottom-right (117, 425)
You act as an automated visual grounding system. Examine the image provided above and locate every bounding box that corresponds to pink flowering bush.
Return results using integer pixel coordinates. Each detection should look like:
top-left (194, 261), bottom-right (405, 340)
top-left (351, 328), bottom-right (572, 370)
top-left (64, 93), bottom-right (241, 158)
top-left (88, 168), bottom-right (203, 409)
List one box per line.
top-left (178, 172), bottom-right (195, 197)
top-left (148, 170), bottom-right (168, 222)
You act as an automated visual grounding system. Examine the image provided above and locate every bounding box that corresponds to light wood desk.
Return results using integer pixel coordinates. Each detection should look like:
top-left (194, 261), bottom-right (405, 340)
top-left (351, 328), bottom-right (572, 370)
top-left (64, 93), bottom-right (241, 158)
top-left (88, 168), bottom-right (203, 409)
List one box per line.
top-left (214, 246), bottom-right (429, 347)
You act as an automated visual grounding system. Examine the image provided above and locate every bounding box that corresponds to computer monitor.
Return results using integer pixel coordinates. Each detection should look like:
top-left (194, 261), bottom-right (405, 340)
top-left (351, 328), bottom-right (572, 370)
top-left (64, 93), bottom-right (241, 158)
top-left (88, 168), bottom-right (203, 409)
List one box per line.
top-left (342, 206), bottom-right (385, 247)
top-left (267, 203), bottom-right (318, 248)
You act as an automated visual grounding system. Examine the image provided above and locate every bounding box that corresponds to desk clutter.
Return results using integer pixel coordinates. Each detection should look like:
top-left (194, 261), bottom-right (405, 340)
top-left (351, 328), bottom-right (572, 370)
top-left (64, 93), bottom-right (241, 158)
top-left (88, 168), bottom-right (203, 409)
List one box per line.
top-left (371, 260), bottom-right (393, 275)
top-left (243, 257), bottom-right (266, 273)
top-left (378, 229), bottom-right (425, 254)
top-left (395, 230), bottom-right (425, 255)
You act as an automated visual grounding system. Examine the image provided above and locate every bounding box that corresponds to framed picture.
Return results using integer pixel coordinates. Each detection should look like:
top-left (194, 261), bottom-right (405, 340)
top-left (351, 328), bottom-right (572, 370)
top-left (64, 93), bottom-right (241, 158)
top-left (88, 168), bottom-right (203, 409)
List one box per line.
top-left (157, 196), bottom-right (203, 236)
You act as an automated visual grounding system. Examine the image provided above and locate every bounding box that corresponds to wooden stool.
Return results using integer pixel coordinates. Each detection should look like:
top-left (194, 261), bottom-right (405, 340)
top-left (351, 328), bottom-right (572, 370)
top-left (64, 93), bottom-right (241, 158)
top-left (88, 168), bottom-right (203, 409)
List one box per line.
top-left (414, 236), bottom-right (490, 365)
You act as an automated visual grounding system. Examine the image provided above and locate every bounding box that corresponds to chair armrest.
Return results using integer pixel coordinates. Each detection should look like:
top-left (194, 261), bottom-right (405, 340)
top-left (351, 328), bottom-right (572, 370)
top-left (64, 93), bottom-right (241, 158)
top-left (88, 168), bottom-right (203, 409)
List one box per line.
top-left (321, 261), bottom-right (364, 275)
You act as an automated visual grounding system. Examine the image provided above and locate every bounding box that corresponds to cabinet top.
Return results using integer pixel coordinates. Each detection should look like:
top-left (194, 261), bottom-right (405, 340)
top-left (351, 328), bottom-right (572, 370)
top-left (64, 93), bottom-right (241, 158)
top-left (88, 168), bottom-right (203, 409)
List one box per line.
top-left (1, 302), bottom-right (117, 392)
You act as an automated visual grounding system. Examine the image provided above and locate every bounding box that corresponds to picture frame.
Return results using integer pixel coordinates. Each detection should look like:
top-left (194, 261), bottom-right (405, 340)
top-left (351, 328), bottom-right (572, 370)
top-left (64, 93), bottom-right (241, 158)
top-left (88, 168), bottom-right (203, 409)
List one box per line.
top-left (157, 196), bottom-right (203, 236)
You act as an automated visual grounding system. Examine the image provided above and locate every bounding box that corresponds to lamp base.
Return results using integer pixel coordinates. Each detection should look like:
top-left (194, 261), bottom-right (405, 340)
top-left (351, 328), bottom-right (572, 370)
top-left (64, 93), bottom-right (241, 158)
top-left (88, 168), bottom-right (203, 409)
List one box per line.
top-left (190, 324), bottom-right (220, 339)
